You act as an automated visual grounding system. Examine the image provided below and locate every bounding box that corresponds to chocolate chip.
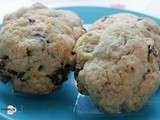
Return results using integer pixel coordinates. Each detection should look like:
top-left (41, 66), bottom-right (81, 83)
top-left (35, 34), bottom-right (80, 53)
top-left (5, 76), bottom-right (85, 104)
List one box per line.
top-left (96, 90), bottom-right (101, 94)
top-left (2, 55), bottom-right (9, 59)
top-left (26, 48), bottom-right (32, 56)
top-left (19, 78), bottom-right (26, 82)
top-left (147, 69), bottom-right (151, 73)
top-left (147, 44), bottom-right (158, 61)
top-left (82, 27), bottom-right (87, 32)
top-left (64, 64), bottom-right (71, 69)
top-left (28, 18), bottom-right (36, 24)
top-left (131, 67), bottom-right (134, 71)
top-left (147, 27), bottom-right (151, 31)
top-left (46, 40), bottom-right (50, 43)
top-left (33, 33), bottom-right (46, 38)
top-left (0, 56), bottom-right (9, 68)
top-left (38, 65), bottom-right (44, 71)
top-left (53, 74), bottom-right (67, 86)
top-left (42, 48), bottom-right (45, 51)
top-left (17, 72), bottom-right (25, 79)
top-left (101, 16), bottom-right (108, 22)
top-left (142, 74), bottom-right (146, 79)
top-left (0, 75), bottom-right (11, 83)
top-left (104, 81), bottom-right (111, 86)
top-left (40, 38), bottom-right (45, 42)
top-left (137, 18), bottom-right (143, 21)
top-left (148, 45), bottom-right (152, 54)
top-left (71, 51), bottom-right (75, 55)
top-left (7, 69), bottom-right (18, 75)
top-left (47, 74), bottom-right (65, 86)
top-left (120, 102), bottom-right (129, 113)
top-left (0, 59), bottom-right (6, 68)
top-left (46, 67), bottom-right (68, 86)
top-left (33, 33), bottom-right (47, 43)
top-left (153, 50), bottom-right (158, 57)
top-left (27, 67), bottom-right (32, 71)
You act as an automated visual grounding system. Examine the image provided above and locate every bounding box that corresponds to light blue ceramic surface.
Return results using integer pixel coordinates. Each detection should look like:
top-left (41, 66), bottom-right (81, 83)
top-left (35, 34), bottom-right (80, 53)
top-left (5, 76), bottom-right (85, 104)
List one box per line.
top-left (0, 7), bottom-right (160, 120)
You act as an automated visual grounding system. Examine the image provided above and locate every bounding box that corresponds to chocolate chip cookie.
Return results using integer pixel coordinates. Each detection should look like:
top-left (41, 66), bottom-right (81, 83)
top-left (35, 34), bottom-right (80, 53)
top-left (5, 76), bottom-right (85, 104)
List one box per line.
top-left (0, 3), bottom-right (85, 94)
top-left (74, 13), bottom-right (160, 113)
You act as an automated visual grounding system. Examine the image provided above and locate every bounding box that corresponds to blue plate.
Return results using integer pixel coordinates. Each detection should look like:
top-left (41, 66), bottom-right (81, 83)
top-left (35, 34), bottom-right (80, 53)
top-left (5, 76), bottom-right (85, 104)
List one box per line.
top-left (0, 6), bottom-right (160, 120)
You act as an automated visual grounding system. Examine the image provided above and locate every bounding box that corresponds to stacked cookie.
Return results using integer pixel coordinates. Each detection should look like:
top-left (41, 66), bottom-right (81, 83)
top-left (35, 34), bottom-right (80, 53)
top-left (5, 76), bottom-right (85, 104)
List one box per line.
top-left (74, 14), bottom-right (160, 113)
top-left (0, 3), bottom-right (85, 94)
top-left (0, 3), bottom-right (160, 114)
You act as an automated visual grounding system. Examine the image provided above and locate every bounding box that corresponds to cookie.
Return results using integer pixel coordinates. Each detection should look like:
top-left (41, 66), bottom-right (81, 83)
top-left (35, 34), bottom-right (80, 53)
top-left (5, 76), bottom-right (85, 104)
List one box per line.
top-left (74, 13), bottom-right (160, 113)
top-left (4, 3), bottom-right (86, 40)
top-left (91, 13), bottom-right (160, 57)
top-left (0, 3), bottom-right (85, 94)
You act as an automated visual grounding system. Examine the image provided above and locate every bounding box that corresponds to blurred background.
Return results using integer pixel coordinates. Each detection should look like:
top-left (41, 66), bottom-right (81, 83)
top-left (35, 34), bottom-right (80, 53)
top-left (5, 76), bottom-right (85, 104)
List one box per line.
top-left (0, 0), bottom-right (159, 23)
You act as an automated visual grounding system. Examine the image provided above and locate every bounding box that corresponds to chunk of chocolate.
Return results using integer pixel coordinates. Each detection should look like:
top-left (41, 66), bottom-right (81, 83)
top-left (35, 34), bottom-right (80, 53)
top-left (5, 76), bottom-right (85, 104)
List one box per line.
top-left (147, 44), bottom-right (158, 62)
top-left (33, 33), bottom-right (46, 38)
top-left (0, 74), bottom-right (11, 83)
top-left (46, 65), bottom-right (70, 86)
top-left (46, 40), bottom-right (50, 43)
top-left (26, 48), bottom-right (32, 56)
top-left (137, 18), bottom-right (143, 21)
top-left (71, 51), bottom-right (75, 55)
top-left (147, 27), bottom-right (151, 32)
top-left (17, 72), bottom-right (25, 79)
top-left (120, 102), bottom-right (129, 113)
top-left (101, 16), bottom-right (108, 22)
top-left (38, 65), bottom-right (44, 71)
top-left (28, 18), bottom-right (36, 24)
top-left (2, 55), bottom-right (9, 59)
top-left (0, 59), bottom-right (5, 68)
top-left (7, 69), bottom-right (18, 75)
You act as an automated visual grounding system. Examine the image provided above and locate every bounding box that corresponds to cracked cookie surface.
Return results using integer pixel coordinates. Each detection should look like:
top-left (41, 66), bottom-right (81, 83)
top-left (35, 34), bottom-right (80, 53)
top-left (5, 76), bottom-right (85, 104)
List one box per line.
top-left (74, 13), bottom-right (160, 113)
top-left (0, 3), bottom-right (85, 94)
top-left (4, 3), bottom-right (85, 40)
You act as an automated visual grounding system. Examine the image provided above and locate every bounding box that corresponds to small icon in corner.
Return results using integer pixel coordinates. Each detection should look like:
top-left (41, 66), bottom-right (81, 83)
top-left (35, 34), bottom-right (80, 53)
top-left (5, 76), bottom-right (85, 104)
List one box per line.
top-left (7, 105), bottom-right (17, 115)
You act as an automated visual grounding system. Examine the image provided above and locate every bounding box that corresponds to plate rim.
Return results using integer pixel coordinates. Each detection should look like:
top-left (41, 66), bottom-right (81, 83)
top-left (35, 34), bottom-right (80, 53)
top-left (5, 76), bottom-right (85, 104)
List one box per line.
top-left (57, 6), bottom-right (160, 24)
